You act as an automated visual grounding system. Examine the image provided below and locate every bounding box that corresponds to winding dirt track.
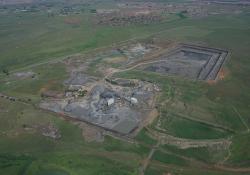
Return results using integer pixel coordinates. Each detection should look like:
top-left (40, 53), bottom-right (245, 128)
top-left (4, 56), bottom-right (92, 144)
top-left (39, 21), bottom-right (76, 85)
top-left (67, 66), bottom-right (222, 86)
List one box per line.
top-left (1, 33), bottom-right (249, 174)
top-left (147, 127), bottom-right (231, 149)
top-left (1, 25), bottom-right (179, 78)
top-left (138, 129), bottom-right (250, 174)
top-left (87, 56), bottom-right (250, 174)
top-left (151, 160), bottom-right (250, 173)
top-left (1, 91), bottom-right (250, 174)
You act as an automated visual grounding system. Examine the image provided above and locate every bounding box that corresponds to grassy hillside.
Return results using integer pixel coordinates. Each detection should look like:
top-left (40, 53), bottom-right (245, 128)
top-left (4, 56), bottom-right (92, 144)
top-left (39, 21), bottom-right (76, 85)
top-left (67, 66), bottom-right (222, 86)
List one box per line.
top-left (0, 11), bottom-right (179, 71)
top-left (0, 3), bottom-right (250, 175)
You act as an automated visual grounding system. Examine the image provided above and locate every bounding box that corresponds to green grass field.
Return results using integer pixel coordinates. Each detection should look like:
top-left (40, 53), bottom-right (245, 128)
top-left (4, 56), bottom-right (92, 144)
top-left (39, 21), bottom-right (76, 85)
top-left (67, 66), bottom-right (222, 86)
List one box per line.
top-left (0, 97), bottom-right (145, 175)
top-left (152, 151), bottom-right (188, 166)
top-left (0, 11), bottom-right (180, 72)
top-left (0, 2), bottom-right (250, 175)
top-left (145, 165), bottom-right (250, 175)
top-left (157, 111), bottom-right (231, 139)
top-left (113, 12), bottom-right (250, 171)
top-left (161, 144), bottom-right (228, 164)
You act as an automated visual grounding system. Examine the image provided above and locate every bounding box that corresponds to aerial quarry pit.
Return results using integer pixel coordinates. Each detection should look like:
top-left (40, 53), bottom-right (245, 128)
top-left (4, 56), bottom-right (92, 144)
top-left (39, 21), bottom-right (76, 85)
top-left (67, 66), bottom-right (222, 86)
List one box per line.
top-left (40, 79), bottom-right (157, 136)
top-left (139, 44), bottom-right (228, 81)
top-left (40, 41), bottom-right (228, 137)
top-left (1, 1), bottom-right (250, 174)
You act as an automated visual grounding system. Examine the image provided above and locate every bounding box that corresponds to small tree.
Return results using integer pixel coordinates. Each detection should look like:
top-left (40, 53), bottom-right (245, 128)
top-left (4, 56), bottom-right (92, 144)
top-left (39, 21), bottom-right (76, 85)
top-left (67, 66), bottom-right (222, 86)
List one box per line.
top-left (2, 69), bottom-right (9, 76)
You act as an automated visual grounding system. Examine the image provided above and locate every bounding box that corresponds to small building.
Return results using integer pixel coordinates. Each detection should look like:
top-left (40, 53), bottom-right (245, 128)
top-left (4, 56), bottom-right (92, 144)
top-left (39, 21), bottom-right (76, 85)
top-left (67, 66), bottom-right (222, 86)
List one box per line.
top-left (130, 97), bottom-right (138, 105)
top-left (107, 98), bottom-right (115, 106)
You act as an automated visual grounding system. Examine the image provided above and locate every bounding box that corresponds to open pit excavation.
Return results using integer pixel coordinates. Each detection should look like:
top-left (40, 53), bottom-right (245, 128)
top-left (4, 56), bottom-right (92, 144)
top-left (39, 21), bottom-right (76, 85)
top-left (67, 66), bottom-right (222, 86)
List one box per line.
top-left (1, 1), bottom-right (250, 174)
top-left (139, 44), bottom-right (228, 80)
top-left (39, 42), bottom-right (228, 136)
top-left (40, 78), bottom-right (158, 135)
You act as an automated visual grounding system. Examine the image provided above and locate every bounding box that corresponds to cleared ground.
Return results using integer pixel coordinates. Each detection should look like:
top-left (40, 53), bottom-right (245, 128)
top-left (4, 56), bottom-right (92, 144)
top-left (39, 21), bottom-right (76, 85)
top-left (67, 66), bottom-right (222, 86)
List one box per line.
top-left (0, 1), bottom-right (250, 175)
top-left (140, 44), bottom-right (228, 80)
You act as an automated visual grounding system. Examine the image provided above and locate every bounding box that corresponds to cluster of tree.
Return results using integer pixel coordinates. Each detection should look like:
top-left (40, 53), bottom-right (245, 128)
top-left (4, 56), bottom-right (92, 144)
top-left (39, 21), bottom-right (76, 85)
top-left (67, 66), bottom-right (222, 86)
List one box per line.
top-left (2, 69), bottom-right (9, 76)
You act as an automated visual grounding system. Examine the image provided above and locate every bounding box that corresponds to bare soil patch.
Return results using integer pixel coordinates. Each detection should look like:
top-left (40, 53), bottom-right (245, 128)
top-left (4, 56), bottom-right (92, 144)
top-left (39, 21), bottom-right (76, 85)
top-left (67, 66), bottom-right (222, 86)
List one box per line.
top-left (139, 44), bottom-right (228, 81)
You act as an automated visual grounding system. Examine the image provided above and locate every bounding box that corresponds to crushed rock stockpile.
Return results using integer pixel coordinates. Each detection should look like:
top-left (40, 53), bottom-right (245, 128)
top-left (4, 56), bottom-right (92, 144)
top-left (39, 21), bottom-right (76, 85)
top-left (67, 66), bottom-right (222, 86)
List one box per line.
top-left (40, 80), bottom-right (156, 135)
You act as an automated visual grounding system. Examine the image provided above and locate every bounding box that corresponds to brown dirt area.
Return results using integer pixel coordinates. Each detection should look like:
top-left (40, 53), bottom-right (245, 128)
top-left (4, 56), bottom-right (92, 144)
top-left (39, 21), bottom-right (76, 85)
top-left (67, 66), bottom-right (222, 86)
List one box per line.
top-left (64, 17), bottom-right (82, 25)
top-left (217, 68), bottom-right (230, 80)
top-left (39, 80), bottom-right (60, 93)
top-left (104, 56), bottom-right (128, 64)
top-left (79, 122), bottom-right (104, 142)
